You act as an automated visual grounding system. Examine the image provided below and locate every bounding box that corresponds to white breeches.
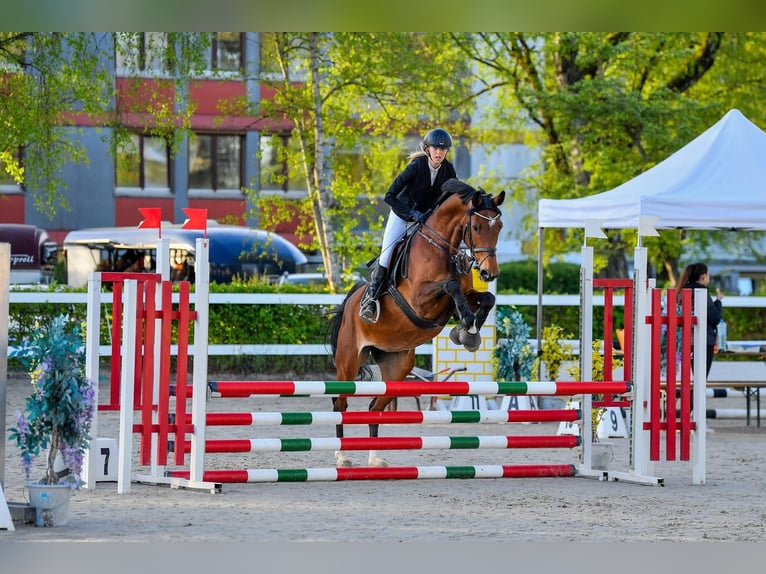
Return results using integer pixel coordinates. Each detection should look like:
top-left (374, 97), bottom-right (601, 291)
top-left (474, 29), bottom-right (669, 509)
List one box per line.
top-left (379, 212), bottom-right (407, 269)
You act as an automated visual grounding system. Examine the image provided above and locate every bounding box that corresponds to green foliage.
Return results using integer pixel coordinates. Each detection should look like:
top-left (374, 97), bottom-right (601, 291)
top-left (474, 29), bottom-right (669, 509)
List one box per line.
top-left (496, 260), bottom-right (581, 294)
top-left (244, 32), bottom-right (473, 287)
top-left (9, 315), bottom-right (95, 487)
top-left (533, 325), bottom-right (576, 381)
top-left (496, 259), bottom-right (588, 335)
top-left (493, 307), bottom-right (535, 382)
top-left (455, 32), bottom-right (766, 281)
top-left (568, 340), bottom-right (624, 383)
top-left (1, 32), bottom-right (212, 219)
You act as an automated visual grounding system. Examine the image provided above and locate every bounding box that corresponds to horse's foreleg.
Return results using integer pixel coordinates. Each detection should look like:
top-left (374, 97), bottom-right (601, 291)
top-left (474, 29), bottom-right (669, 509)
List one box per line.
top-left (443, 279), bottom-right (476, 329)
top-left (332, 396), bottom-right (353, 467)
top-left (443, 279), bottom-right (485, 351)
top-left (473, 291), bottom-right (496, 330)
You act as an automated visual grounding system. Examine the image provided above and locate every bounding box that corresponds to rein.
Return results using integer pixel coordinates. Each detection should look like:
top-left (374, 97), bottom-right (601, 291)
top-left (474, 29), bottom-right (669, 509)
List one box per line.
top-left (417, 224), bottom-right (472, 275)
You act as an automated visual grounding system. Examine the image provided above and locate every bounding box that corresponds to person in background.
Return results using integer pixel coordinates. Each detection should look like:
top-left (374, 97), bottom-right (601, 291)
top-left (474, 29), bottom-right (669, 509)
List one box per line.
top-left (677, 262), bottom-right (724, 376)
top-left (359, 128), bottom-right (458, 323)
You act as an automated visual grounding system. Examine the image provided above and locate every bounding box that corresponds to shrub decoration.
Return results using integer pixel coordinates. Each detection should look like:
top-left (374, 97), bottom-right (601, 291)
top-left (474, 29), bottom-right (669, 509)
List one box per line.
top-left (9, 315), bottom-right (95, 487)
top-left (493, 307), bottom-right (535, 382)
top-left (533, 324), bottom-right (576, 380)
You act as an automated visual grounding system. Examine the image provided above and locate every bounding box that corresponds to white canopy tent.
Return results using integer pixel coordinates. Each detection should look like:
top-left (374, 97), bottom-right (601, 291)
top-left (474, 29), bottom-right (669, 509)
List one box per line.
top-left (538, 108), bottom-right (766, 231)
top-left (534, 108), bottom-right (766, 355)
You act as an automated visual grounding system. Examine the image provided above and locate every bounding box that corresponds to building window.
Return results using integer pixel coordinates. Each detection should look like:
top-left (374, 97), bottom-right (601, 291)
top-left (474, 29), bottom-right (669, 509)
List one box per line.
top-left (259, 134), bottom-right (307, 193)
top-left (210, 32), bottom-right (244, 72)
top-left (115, 33), bottom-right (171, 74)
top-left (116, 134), bottom-right (170, 189)
top-left (188, 133), bottom-right (243, 191)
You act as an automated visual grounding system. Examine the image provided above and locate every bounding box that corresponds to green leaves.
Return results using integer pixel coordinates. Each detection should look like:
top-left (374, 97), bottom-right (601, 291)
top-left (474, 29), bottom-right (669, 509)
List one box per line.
top-left (493, 307), bottom-right (535, 382)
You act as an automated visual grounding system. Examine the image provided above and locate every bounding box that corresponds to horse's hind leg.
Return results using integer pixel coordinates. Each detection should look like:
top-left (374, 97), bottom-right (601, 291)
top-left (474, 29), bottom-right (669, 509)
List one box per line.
top-left (367, 350), bottom-right (415, 467)
top-left (332, 321), bottom-right (367, 468)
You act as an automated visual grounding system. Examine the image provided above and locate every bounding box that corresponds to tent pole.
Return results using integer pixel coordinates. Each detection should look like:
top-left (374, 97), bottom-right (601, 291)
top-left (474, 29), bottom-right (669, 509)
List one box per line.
top-left (536, 226), bottom-right (544, 379)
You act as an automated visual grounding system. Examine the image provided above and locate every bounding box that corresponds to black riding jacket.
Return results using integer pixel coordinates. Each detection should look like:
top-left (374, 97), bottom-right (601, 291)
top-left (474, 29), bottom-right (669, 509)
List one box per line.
top-left (684, 281), bottom-right (723, 346)
top-left (384, 155), bottom-right (457, 221)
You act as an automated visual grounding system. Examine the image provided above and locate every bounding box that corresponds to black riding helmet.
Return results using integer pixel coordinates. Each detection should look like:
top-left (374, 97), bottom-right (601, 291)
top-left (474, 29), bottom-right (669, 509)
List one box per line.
top-left (422, 128), bottom-right (452, 150)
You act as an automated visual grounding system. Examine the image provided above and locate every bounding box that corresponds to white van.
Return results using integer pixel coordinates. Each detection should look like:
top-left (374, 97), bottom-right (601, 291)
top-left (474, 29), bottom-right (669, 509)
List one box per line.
top-left (63, 223), bottom-right (308, 287)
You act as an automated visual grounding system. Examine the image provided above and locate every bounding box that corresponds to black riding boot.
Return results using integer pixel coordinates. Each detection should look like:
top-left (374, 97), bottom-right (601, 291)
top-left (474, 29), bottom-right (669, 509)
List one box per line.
top-left (359, 265), bottom-right (388, 323)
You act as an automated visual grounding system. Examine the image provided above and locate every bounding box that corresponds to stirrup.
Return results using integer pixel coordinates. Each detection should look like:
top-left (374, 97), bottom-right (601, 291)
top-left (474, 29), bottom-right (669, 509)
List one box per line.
top-left (359, 295), bottom-right (380, 324)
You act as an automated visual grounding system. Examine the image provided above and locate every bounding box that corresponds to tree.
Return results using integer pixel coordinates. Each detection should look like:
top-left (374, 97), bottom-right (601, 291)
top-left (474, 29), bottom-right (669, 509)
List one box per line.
top-left (1, 32), bottom-right (211, 219)
top-left (451, 32), bottom-right (765, 281)
top-left (1, 33), bottom-right (108, 217)
top-left (246, 32), bottom-right (471, 291)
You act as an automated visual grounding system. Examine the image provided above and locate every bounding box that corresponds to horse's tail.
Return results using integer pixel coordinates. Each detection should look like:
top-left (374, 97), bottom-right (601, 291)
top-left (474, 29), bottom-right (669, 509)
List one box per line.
top-left (327, 282), bottom-right (373, 380)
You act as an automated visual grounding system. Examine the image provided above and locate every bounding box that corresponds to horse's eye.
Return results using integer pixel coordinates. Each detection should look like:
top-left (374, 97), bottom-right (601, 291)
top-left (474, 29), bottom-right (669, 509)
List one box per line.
top-left (472, 224), bottom-right (480, 232)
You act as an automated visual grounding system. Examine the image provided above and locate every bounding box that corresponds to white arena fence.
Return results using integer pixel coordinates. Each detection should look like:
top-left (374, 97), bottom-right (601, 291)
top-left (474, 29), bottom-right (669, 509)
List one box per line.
top-left (7, 291), bottom-right (766, 358)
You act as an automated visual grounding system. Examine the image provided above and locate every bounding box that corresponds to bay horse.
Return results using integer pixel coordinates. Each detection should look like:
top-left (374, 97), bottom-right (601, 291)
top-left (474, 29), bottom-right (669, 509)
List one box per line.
top-left (327, 178), bottom-right (505, 467)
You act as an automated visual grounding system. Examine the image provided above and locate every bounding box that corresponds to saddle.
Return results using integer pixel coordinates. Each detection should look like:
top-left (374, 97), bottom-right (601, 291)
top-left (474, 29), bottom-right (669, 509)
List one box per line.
top-left (372, 225), bottom-right (455, 330)
top-left (389, 228), bottom-right (416, 285)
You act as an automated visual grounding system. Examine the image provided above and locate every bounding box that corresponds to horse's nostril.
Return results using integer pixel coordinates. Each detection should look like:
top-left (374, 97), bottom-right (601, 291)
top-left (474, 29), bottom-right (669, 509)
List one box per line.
top-left (480, 270), bottom-right (495, 282)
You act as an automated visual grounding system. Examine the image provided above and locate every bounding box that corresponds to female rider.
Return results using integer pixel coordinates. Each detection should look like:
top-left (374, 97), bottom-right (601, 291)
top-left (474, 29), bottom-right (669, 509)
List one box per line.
top-left (360, 128), bottom-right (458, 323)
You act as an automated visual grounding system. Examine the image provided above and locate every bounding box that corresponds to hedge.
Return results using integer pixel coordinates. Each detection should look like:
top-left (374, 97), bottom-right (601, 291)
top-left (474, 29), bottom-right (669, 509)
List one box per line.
top-left (6, 263), bottom-right (764, 374)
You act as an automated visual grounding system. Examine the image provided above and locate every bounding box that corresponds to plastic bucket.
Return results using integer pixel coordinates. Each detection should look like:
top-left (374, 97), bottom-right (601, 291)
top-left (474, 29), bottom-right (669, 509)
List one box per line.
top-left (27, 482), bottom-right (72, 527)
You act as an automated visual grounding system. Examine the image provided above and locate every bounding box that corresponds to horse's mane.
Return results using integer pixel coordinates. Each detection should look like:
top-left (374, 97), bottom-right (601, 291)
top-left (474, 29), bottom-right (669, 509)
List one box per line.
top-left (435, 178), bottom-right (475, 206)
top-left (435, 178), bottom-right (498, 212)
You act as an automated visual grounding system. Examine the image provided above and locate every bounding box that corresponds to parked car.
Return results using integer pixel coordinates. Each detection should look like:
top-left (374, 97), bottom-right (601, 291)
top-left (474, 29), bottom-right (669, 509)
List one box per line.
top-left (278, 271), bottom-right (363, 288)
top-left (0, 224), bottom-right (58, 284)
top-left (63, 223), bottom-right (308, 287)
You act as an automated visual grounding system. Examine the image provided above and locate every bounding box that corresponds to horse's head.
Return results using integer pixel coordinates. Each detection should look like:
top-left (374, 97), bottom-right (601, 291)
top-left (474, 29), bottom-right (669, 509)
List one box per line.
top-left (428, 179), bottom-right (505, 282)
top-left (466, 187), bottom-right (505, 282)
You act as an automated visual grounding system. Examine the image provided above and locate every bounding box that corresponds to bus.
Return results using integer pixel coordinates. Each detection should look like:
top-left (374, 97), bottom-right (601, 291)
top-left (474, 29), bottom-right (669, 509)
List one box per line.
top-left (63, 223), bottom-right (309, 287)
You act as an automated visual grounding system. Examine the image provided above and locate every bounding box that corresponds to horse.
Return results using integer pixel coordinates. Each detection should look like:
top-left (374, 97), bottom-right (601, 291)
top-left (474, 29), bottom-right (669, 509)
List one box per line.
top-left (327, 178), bottom-right (505, 467)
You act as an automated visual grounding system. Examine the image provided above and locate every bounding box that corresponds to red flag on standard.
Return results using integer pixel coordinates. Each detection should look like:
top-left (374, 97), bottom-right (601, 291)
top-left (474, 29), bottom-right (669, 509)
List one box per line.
top-left (138, 208), bottom-right (162, 237)
top-left (182, 208), bottom-right (208, 236)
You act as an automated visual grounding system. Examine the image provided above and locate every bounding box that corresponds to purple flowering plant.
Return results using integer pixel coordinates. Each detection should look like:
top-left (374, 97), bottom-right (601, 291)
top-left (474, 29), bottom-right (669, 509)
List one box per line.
top-left (8, 315), bottom-right (95, 488)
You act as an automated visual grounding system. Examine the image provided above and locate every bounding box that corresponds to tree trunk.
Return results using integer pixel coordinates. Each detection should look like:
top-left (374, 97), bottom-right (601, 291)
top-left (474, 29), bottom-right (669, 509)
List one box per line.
top-left (307, 33), bottom-right (342, 292)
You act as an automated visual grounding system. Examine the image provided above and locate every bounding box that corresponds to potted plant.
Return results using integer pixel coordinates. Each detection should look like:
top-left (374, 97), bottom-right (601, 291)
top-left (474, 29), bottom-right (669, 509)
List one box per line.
top-left (493, 307), bottom-right (536, 383)
top-left (8, 315), bottom-right (96, 526)
top-left (533, 324), bottom-right (577, 382)
top-left (493, 307), bottom-right (536, 410)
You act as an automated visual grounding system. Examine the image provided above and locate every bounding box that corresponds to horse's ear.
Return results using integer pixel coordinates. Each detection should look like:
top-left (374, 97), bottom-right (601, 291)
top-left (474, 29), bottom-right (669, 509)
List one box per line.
top-left (471, 191), bottom-right (483, 209)
top-left (495, 190), bottom-right (506, 207)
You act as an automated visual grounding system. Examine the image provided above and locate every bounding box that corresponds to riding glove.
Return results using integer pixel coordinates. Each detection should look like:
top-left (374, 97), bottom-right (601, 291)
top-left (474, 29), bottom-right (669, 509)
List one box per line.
top-left (408, 209), bottom-right (428, 224)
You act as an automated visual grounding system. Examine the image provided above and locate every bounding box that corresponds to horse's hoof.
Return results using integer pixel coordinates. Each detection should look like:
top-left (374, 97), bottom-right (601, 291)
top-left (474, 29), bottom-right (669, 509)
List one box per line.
top-left (449, 327), bottom-right (462, 345)
top-left (335, 452), bottom-right (353, 467)
top-left (459, 330), bottom-right (482, 352)
top-left (369, 456), bottom-right (390, 467)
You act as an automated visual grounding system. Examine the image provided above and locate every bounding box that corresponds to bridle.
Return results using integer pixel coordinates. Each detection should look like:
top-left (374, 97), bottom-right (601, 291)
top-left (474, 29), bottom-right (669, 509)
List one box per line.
top-left (417, 199), bottom-right (501, 275)
top-left (464, 208), bottom-right (502, 269)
